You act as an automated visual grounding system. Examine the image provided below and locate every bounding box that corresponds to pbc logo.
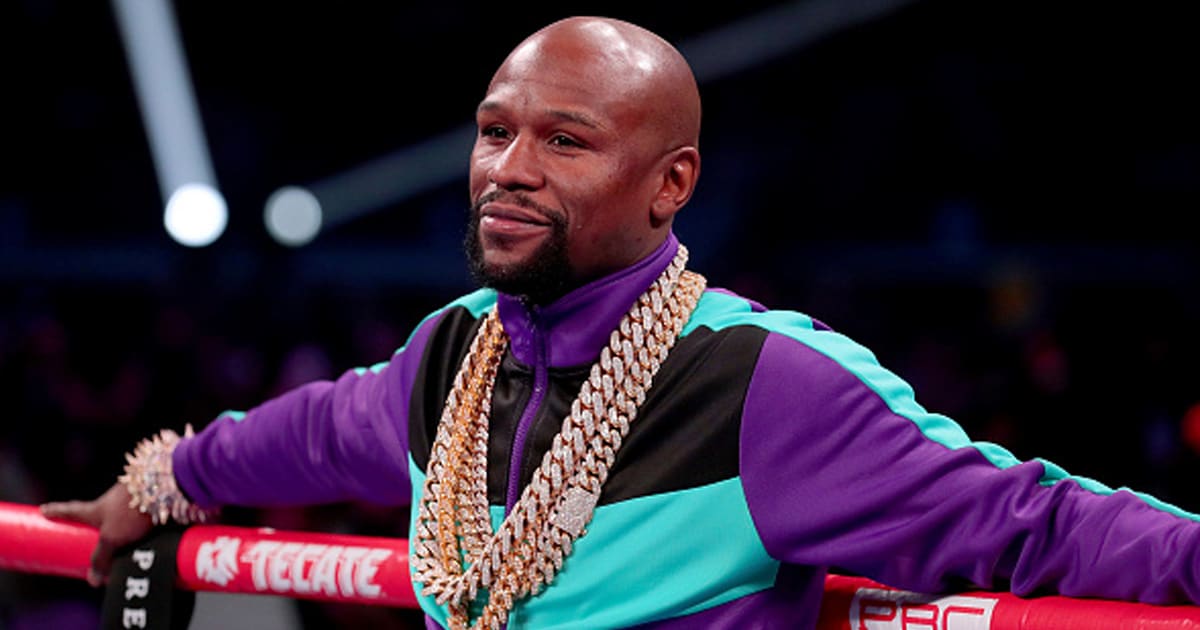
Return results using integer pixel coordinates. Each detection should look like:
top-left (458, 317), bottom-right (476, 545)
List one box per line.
top-left (193, 536), bottom-right (394, 599)
top-left (850, 587), bottom-right (998, 630)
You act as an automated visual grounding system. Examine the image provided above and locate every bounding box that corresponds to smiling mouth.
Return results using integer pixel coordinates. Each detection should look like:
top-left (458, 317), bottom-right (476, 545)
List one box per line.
top-left (479, 210), bottom-right (552, 243)
top-left (480, 202), bottom-right (553, 226)
top-left (476, 195), bottom-right (562, 242)
top-left (480, 216), bottom-right (550, 237)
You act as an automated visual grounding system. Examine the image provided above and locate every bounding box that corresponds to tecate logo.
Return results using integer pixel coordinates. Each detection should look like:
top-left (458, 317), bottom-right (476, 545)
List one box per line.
top-left (194, 536), bottom-right (394, 598)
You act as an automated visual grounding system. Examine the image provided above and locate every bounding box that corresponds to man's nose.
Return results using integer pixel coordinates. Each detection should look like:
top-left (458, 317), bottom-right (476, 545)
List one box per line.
top-left (488, 135), bottom-right (544, 191)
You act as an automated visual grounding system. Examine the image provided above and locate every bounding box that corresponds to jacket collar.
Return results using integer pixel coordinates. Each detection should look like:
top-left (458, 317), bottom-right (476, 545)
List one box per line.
top-left (496, 232), bottom-right (679, 368)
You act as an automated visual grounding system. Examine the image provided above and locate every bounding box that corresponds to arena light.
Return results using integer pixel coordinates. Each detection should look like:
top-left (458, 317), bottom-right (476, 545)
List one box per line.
top-left (262, 124), bottom-right (476, 244)
top-left (264, 186), bottom-right (323, 247)
top-left (681, 0), bottom-right (914, 83)
top-left (111, 0), bottom-right (226, 248)
top-left (164, 183), bottom-right (228, 247)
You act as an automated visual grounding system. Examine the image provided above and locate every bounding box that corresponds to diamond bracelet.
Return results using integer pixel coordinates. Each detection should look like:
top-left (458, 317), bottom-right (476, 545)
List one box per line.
top-left (118, 425), bottom-right (218, 525)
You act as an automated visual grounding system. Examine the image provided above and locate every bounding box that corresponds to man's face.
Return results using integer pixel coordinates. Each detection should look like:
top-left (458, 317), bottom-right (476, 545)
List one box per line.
top-left (466, 36), bottom-right (666, 301)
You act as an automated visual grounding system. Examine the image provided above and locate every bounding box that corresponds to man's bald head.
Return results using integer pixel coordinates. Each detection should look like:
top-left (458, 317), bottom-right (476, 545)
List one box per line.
top-left (494, 16), bottom-right (701, 152)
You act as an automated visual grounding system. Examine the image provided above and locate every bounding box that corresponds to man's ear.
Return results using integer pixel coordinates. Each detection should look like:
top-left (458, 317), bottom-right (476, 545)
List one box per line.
top-left (650, 147), bottom-right (700, 226)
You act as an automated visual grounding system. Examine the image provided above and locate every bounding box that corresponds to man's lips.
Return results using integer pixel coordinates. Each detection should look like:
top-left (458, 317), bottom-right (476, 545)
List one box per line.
top-left (480, 202), bottom-right (553, 225)
top-left (479, 202), bottom-right (553, 236)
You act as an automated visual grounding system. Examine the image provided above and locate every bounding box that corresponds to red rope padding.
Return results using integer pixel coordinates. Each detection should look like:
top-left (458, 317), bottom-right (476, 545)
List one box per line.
top-left (0, 501), bottom-right (97, 581)
top-left (0, 502), bottom-right (416, 607)
top-left (175, 523), bottom-right (416, 607)
top-left (5, 501), bottom-right (1200, 627)
top-left (817, 574), bottom-right (1200, 629)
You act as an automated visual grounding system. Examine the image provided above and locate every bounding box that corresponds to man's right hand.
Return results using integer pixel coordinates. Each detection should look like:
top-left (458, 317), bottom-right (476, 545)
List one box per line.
top-left (40, 482), bottom-right (153, 587)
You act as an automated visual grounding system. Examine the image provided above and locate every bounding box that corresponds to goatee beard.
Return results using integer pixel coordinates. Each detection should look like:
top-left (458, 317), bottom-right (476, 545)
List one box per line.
top-left (464, 192), bottom-right (572, 305)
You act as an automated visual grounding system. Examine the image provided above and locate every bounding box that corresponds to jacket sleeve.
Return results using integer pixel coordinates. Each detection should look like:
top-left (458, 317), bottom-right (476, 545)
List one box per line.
top-left (740, 327), bottom-right (1200, 604)
top-left (171, 309), bottom-right (446, 509)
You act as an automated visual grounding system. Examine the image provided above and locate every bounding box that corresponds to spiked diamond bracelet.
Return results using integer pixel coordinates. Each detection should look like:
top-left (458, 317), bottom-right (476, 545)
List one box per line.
top-left (118, 425), bottom-right (218, 525)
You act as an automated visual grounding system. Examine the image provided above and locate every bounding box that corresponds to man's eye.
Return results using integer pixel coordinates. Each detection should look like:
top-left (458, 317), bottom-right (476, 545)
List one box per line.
top-left (481, 126), bottom-right (509, 139)
top-left (550, 135), bottom-right (582, 148)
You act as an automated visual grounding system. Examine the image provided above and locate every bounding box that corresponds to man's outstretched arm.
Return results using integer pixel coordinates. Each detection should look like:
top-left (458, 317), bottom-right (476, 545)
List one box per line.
top-left (39, 305), bottom-right (449, 586)
top-left (741, 327), bottom-right (1200, 604)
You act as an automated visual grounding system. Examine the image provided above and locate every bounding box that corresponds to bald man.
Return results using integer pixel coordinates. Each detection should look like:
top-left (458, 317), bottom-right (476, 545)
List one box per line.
top-left (44, 16), bottom-right (1200, 630)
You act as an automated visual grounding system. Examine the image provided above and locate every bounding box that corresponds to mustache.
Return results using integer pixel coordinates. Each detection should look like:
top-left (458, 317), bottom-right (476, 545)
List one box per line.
top-left (472, 191), bottom-right (565, 224)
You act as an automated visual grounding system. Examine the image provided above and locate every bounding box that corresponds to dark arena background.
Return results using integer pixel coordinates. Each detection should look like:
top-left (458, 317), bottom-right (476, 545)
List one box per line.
top-left (2, 1), bottom-right (1198, 628)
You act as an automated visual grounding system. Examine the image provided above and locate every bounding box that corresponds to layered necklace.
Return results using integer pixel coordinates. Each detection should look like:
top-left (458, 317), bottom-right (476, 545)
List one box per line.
top-left (412, 245), bottom-right (706, 629)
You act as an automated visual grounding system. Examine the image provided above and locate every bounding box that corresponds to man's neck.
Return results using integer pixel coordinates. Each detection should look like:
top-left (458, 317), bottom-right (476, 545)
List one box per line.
top-left (495, 232), bottom-right (681, 368)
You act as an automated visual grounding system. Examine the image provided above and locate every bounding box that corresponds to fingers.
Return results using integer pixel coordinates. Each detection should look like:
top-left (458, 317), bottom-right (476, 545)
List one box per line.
top-left (41, 500), bottom-right (109, 586)
top-left (42, 484), bottom-right (156, 589)
top-left (89, 538), bottom-right (116, 588)
top-left (40, 500), bottom-right (100, 528)
top-left (40, 500), bottom-right (114, 587)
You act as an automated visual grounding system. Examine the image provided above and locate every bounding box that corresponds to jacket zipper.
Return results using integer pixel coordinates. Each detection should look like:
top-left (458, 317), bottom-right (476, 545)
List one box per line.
top-left (505, 306), bottom-right (547, 514)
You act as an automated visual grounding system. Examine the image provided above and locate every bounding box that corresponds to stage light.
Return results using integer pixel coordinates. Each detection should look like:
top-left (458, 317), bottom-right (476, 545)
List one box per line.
top-left (264, 186), bottom-right (323, 247)
top-left (112, 0), bottom-right (225, 247)
top-left (164, 183), bottom-right (227, 247)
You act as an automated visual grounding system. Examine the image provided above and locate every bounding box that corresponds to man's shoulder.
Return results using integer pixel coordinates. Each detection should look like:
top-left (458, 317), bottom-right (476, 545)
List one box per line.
top-left (408, 288), bottom-right (497, 336)
top-left (685, 288), bottom-right (882, 380)
top-left (684, 288), bottom-right (827, 338)
top-left (438, 287), bottom-right (498, 318)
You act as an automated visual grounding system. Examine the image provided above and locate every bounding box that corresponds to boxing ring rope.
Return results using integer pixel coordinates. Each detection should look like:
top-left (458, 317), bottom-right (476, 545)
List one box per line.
top-left (3, 501), bottom-right (1200, 629)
